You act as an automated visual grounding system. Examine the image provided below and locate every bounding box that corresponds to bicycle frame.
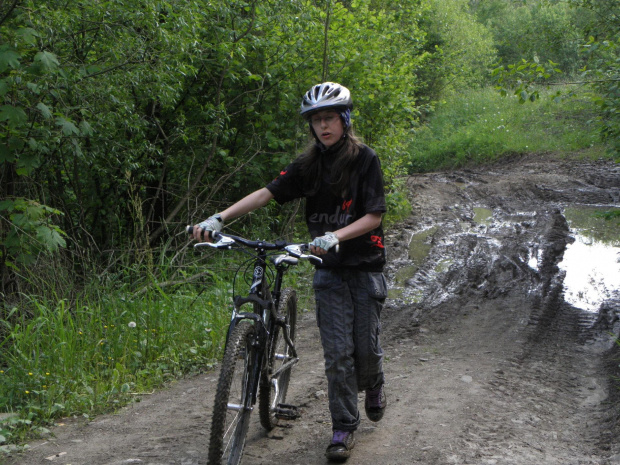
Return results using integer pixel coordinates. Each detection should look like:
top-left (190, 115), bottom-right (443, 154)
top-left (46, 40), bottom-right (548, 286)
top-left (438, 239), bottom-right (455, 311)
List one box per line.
top-left (193, 231), bottom-right (316, 408)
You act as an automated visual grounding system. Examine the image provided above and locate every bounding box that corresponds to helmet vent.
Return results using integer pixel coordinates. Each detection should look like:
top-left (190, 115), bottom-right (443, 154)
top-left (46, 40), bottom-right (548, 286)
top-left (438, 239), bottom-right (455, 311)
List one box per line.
top-left (300, 82), bottom-right (352, 116)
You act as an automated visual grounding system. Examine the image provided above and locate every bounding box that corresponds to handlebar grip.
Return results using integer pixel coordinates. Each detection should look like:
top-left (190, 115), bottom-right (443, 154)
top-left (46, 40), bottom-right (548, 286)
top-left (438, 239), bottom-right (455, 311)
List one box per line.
top-left (186, 225), bottom-right (215, 240)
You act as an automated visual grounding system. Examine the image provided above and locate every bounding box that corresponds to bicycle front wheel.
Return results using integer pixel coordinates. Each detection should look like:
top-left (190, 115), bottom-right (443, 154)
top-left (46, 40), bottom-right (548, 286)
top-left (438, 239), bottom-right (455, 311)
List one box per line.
top-left (259, 287), bottom-right (298, 430)
top-left (208, 320), bottom-right (257, 465)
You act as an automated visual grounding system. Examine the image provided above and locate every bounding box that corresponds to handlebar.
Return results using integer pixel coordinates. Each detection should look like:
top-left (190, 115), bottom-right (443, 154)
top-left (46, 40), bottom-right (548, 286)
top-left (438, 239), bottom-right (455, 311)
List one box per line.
top-left (186, 225), bottom-right (322, 263)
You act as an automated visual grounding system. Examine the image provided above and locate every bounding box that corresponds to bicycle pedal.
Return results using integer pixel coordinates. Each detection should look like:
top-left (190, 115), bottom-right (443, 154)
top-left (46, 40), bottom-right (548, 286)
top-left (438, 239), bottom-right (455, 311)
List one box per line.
top-left (274, 403), bottom-right (300, 420)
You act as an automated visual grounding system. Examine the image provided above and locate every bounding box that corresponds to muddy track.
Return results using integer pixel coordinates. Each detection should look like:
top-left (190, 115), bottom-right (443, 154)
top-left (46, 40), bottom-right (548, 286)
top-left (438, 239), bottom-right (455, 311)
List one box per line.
top-left (4, 155), bottom-right (620, 465)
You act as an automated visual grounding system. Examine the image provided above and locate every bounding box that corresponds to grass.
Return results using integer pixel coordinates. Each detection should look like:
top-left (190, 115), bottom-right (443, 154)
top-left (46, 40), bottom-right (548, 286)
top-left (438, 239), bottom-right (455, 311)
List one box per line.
top-left (407, 85), bottom-right (611, 172)
top-left (0, 264), bottom-right (234, 449)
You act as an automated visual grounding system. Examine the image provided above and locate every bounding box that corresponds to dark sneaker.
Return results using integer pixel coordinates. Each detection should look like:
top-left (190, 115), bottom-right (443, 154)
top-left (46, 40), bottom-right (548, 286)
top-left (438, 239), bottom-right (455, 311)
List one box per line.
top-left (325, 430), bottom-right (355, 461)
top-left (365, 384), bottom-right (387, 422)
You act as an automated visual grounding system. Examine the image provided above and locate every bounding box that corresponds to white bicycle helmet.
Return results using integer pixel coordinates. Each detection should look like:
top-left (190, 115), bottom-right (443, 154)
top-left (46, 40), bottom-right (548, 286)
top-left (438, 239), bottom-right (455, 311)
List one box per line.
top-left (300, 82), bottom-right (353, 117)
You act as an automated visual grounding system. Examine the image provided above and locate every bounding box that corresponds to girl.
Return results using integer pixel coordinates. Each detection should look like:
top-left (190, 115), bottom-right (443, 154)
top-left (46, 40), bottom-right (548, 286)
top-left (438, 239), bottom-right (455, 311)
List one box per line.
top-left (193, 82), bottom-right (387, 461)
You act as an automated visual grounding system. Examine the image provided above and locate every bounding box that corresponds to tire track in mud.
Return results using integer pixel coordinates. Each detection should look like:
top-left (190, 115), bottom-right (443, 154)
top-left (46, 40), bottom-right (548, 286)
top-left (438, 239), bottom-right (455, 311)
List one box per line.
top-left (448, 210), bottom-right (609, 465)
top-left (380, 158), bottom-right (619, 464)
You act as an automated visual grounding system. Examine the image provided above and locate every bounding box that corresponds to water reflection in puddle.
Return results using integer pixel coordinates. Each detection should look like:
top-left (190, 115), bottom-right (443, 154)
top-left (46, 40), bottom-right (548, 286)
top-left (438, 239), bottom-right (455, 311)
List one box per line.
top-left (560, 206), bottom-right (620, 313)
top-left (473, 207), bottom-right (493, 226)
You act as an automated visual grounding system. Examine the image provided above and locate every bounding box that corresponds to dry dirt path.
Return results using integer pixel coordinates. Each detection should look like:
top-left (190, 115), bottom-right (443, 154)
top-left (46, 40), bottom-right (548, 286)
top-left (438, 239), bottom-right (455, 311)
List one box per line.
top-left (4, 155), bottom-right (620, 465)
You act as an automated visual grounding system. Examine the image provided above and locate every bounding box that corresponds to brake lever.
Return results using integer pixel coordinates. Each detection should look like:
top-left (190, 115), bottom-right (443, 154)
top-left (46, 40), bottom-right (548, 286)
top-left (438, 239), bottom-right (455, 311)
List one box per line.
top-left (195, 235), bottom-right (235, 249)
top-left (285, 244), bottom-right (322, 264)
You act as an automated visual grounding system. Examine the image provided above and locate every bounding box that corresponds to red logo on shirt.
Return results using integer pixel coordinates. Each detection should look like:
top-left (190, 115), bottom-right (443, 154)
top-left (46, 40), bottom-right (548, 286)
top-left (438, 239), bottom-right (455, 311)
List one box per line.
top-left (342, 199), bottom-right (352, 212)
top-left (371, 235), bottom-right (384, 249)
top-left (280, 170), bottom-right (287, 176)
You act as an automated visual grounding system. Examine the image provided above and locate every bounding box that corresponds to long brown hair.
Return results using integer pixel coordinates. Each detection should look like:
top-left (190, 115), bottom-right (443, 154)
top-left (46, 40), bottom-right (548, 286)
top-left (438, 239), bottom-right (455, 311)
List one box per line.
top-left (295, 128), bottom-right (363, 198)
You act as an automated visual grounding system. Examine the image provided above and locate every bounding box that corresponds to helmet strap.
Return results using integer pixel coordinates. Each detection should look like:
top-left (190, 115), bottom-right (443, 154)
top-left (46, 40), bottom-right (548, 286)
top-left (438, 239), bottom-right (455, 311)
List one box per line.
top-left (340, 108), bottom-right (351, 129)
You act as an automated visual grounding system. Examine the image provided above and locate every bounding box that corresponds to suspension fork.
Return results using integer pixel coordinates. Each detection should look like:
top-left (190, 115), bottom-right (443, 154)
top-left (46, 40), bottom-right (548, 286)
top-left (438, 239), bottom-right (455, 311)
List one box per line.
top-left (225, 250), bottom-right (270, 345)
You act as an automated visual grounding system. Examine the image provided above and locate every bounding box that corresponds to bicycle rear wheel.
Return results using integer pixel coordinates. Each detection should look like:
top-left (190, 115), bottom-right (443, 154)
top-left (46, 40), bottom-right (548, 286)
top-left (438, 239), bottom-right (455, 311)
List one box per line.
top-left (259, 287), bottom-right (298, 430)
top-left (208, 320), bottom-right (257, 465)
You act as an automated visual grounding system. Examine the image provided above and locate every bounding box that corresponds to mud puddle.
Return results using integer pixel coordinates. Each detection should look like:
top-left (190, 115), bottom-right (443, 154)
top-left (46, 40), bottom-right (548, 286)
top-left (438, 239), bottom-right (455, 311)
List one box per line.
top-left (560, 206), bottom-right (620, 313)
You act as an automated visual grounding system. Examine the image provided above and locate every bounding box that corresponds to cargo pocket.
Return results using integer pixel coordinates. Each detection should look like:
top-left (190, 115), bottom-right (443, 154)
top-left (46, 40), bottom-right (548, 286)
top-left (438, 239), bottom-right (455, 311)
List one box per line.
top-left (367, 272), bottom-right (387, 302)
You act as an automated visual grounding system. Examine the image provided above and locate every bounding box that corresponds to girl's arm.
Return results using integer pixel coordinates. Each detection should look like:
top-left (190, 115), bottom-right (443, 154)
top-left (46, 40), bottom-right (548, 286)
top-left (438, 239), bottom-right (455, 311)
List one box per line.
top-left (334, 212), bottom-right (382, 242)
top-left (219, 188), bottom-right (274, 222)
top-left (193, 188), bottom-right (274, 242)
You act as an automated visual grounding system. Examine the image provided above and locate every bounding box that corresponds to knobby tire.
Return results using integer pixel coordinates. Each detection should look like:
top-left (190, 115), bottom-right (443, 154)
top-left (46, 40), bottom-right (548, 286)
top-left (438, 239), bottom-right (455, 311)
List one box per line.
top-left (258, 287), bottom-right (298, 430)
top-left (208, 321), bottom-right (256, 465)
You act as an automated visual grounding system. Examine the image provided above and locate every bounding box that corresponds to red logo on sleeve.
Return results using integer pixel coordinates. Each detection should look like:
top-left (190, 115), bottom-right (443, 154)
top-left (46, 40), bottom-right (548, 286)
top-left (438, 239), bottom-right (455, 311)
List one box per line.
top-left (371, 235), bottom-right (384, 249)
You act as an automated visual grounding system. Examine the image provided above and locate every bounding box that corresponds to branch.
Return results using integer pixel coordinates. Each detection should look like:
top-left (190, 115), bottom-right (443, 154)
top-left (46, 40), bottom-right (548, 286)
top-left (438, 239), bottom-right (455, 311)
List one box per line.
top-left (549, 78), bottom-right (620, 85)
top-left (0, 0), bottom-right (19, 27)
top-left (77, 60), bottom-right (147, 80)
top-left (322, 0), bottom-right (331, 82)
top-left (147, 136), bottom-right (219, 242)
top-left (133, 270), bottom-right (214, 296)
top-left (232, 0), bottom-right (257, 43)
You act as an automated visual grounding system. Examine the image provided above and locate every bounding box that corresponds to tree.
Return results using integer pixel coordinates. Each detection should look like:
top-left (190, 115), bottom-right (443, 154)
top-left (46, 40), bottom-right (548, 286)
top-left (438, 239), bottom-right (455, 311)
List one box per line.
top-left (0, 1), bottom-right (69, 294)
top-left (473, 0), bottom-right (585, 75)
top-left (0, 0), bottom-right (501, 299)
top-left (486, 0), bottom-right (620, 154)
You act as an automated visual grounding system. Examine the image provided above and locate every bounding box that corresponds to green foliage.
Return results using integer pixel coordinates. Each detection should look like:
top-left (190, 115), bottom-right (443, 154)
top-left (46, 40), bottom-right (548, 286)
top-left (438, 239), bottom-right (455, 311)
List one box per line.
top-left (418, 0), bottom-right (496, 98)
top-left (407, 86), bottom-right (607, 173)
top-left (577, 0), bottom-right (620, 155)
top-left (0, 5), bottom-right (76, 278)
top-left (472, 0), bottom-right (586, 75)
top-left (479, 0), bottom-right (620, 156)
top-left (0, 199), bottom-right (66, 267)
top-left (595, 210), bottom-right (620, 221)
top-left (491, 57), bottom-right (563, 103)
top-left (581, 35), bottom-right (620, 155)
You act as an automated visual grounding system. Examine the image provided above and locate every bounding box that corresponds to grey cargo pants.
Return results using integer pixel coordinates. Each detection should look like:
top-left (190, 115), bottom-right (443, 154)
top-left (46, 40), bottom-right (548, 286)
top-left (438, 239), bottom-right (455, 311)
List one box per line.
top-left (313, 268), bottom-right (387, 431)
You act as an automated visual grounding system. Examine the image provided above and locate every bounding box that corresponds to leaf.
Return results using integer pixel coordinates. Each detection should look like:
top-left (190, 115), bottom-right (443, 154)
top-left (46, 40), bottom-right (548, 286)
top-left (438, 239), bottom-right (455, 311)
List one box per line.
top-left (0, 143), bottom-right (15, 163)
top-left (56, 117), bottom-right (80, 136)
top-left (0, 47), bottom-right (21, 73)
top-left (36, 226), bottom-right (67, 252)
top-left (16, 27), bottom-right (40, 45)
top-left (36, 102), bottom-right (53, 119)
top-left (79, 120), bottom-right (94, 135)
top-left (0, 199), bottom-right (15, 211)
top-left (16, 151), bottom-right (40, 175)
top-left (34, 51), bottom-right (60, 72)
top-left (0, 105), bottom-right (27, 127)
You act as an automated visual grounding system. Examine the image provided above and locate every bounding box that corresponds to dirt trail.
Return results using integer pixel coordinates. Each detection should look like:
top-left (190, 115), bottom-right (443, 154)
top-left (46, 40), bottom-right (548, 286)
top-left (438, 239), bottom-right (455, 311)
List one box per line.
top-left (4, 155), bottom-right (620, 465)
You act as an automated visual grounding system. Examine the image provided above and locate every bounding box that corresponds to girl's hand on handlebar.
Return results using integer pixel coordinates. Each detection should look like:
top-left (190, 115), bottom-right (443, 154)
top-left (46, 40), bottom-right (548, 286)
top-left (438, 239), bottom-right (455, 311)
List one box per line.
top-left (191, 214), bottom-right (224, 243)
top-left (310, 232), bottom-right (339, 255)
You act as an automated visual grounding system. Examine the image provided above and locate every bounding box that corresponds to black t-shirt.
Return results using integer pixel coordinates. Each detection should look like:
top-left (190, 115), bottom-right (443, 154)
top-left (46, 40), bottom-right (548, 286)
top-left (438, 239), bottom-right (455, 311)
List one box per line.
top-left (266, 143), bottom-right (387, 271)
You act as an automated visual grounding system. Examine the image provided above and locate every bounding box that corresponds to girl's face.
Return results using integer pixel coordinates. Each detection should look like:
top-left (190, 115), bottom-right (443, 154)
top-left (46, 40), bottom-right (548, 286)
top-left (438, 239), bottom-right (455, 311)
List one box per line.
top-left (310, 110), bottom-right (344, 147)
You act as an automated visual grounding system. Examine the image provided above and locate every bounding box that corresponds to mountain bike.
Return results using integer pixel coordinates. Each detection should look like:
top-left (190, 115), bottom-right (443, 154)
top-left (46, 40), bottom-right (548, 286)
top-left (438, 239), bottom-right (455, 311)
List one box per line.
top-left (186, 228), bottom-right (320, 465)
